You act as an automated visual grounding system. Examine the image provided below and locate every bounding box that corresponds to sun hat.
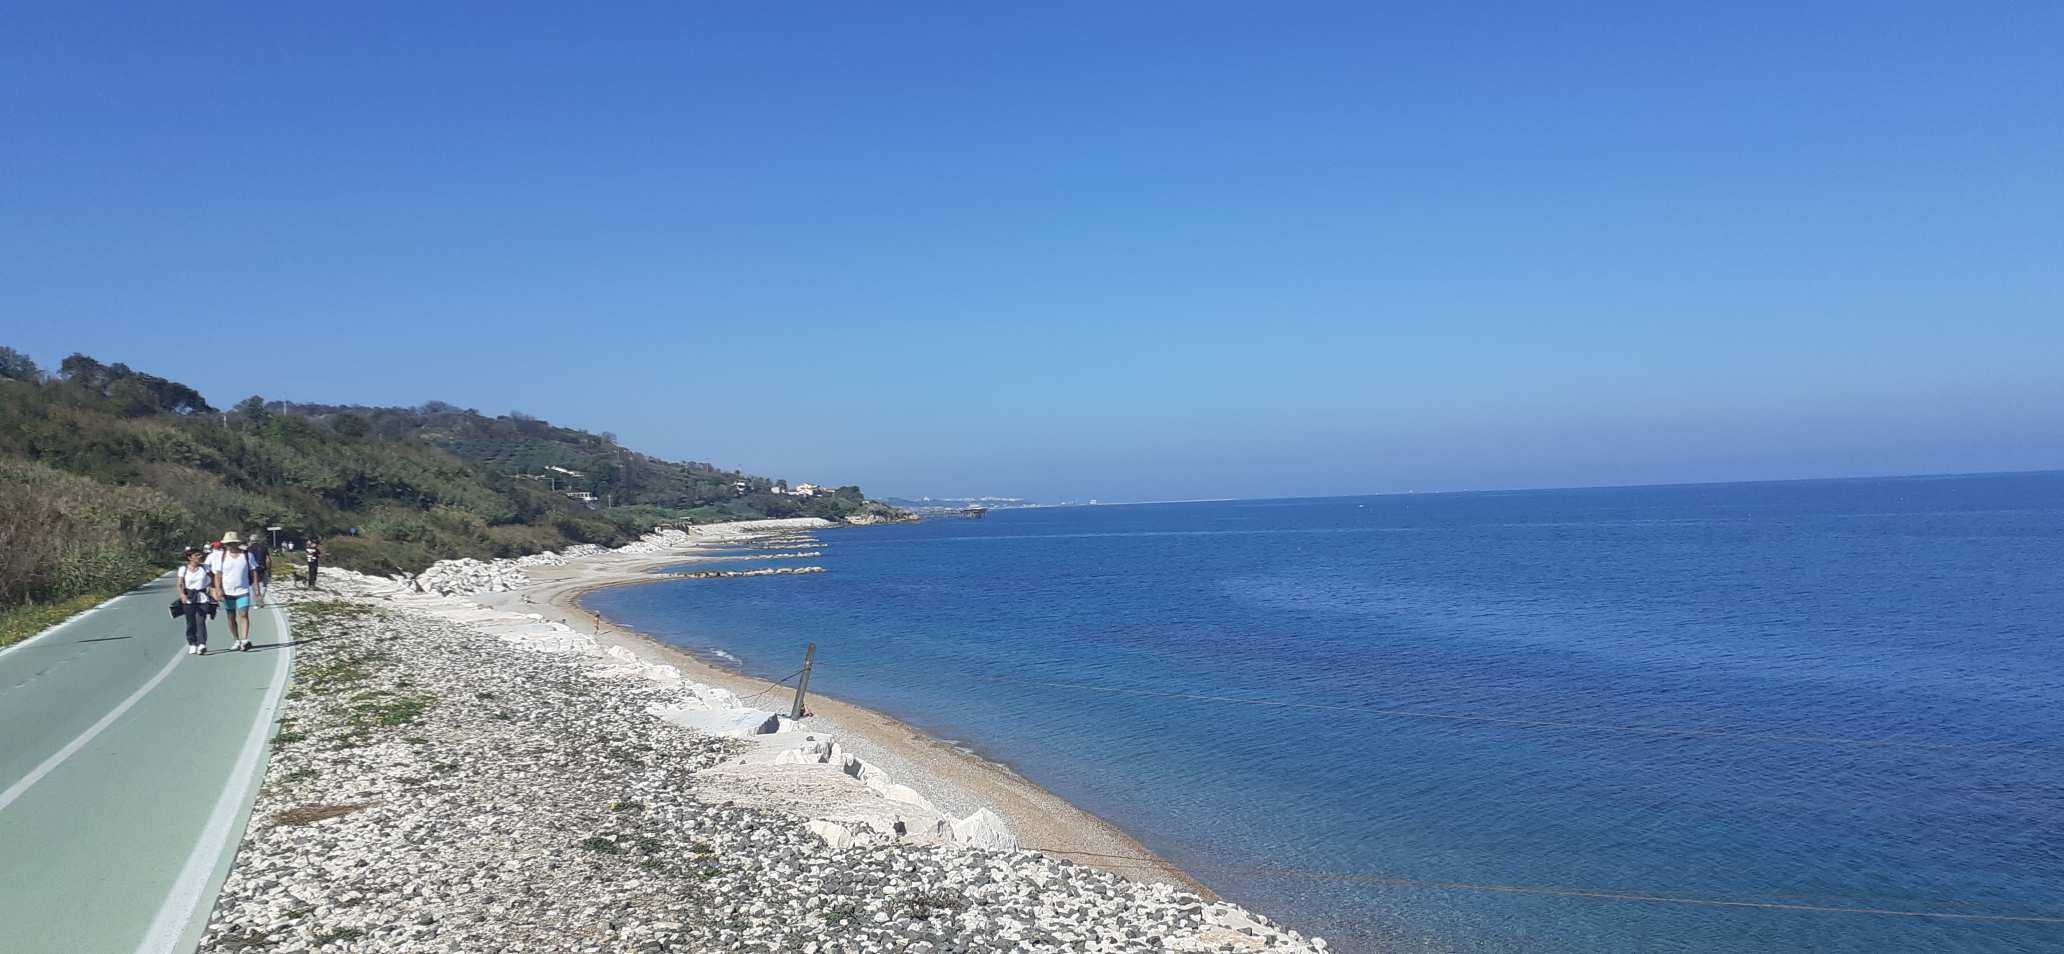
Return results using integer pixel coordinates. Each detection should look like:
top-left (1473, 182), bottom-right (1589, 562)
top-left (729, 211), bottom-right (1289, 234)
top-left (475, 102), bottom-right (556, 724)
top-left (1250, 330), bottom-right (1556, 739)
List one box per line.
top-left (221, 531), bottom-right (245, 546)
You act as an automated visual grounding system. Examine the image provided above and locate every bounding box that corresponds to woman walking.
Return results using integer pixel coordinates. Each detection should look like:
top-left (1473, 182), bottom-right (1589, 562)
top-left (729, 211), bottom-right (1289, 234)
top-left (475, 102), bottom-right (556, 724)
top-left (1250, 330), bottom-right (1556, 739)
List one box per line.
top-left (178, 547), bottom-right (213, 655)
top-left (304, 535), bottom-right (322, 589)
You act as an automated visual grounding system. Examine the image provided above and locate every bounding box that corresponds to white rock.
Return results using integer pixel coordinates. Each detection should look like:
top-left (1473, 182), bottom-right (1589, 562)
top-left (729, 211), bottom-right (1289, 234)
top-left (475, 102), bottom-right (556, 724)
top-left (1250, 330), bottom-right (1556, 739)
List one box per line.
top-left (951, 808), bottom-right (1018, 850)
top-left (805, 820), bottom-right (858, 849)
top-left (693, 685), bottom-right (743, 710)
top-left (645, 704), bottom-right (783, 738)
top-left (865, 778), bottom-right (936, 813)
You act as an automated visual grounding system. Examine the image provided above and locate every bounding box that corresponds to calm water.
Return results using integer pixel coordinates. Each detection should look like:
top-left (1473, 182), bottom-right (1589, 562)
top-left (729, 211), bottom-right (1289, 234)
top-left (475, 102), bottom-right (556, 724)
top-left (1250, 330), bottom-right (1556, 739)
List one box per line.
top-left (584, 473), bottom-right (2064, 952)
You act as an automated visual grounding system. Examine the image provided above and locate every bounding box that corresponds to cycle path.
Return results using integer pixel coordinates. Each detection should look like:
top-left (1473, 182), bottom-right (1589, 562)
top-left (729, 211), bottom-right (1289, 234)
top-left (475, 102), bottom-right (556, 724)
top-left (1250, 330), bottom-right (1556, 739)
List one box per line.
top-left (0, 574), bottom-right (294, 954)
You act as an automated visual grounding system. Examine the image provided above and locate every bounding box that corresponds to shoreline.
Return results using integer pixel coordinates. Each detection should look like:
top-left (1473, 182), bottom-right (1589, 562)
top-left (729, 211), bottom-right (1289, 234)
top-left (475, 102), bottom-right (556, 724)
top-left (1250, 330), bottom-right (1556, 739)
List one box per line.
top-left (506, 541), bottom-right (1216, 898)
top-left (205, 559), bottom-right (1323, 952)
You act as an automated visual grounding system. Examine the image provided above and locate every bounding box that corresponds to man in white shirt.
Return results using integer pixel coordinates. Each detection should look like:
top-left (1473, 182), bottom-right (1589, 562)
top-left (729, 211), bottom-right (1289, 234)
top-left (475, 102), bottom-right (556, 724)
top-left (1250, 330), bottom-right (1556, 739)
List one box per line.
top-left (206, 531), bottom-right (265, 652)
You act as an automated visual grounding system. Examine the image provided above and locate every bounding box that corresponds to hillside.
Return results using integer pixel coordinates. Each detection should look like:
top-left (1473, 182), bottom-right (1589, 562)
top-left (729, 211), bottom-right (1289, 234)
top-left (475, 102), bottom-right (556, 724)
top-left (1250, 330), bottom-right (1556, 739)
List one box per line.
top-left (0, 346), bottom-right (905, 639)
top-left (259, 399), bottom-right (889, 524)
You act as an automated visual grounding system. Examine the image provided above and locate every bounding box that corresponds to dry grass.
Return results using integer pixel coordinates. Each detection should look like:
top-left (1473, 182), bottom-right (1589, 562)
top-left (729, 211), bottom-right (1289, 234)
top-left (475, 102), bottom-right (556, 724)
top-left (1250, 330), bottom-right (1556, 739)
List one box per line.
top-left (0, 591), bottom-right (111, 649)
top-left (0, 459), bottom-right (187, 609)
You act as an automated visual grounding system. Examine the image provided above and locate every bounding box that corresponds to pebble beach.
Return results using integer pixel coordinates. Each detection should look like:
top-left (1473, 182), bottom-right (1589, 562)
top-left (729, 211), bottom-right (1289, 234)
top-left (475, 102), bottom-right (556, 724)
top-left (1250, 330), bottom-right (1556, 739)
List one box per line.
top-left (197, 520), bottom-right (1330, 953)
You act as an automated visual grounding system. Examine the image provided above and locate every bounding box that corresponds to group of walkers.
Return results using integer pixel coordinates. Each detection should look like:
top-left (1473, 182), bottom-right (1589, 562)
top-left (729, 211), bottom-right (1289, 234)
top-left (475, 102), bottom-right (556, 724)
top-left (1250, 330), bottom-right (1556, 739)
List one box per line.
top-left (175, 531), bottom-right (322, 656)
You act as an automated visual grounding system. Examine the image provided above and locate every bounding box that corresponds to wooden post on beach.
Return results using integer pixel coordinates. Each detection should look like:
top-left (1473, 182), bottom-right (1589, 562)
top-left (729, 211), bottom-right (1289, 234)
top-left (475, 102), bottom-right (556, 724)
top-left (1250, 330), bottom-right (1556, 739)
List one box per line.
top-left (790, 642), bottom-right (816, 720)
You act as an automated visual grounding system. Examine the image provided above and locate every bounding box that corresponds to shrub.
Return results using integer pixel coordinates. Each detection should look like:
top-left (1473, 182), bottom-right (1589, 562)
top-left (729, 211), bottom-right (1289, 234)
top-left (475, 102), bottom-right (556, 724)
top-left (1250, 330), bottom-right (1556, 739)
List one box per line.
top-left (0, 460), bottom-right (192, 607)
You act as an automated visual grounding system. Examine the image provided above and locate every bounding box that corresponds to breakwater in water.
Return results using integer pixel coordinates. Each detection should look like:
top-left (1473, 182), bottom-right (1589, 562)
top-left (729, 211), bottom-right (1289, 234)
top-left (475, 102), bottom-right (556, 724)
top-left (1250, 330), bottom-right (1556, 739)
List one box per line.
top-left (585, 472), bottom-right (2064, 954)
top-left (665, 566), bottom-right (826, 580)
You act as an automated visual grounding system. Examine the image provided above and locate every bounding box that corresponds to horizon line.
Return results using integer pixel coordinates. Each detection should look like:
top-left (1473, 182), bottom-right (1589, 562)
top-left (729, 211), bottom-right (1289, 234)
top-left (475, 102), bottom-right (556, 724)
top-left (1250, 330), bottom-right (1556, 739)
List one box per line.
top-left (949, 467), bottom-right (2064, 510)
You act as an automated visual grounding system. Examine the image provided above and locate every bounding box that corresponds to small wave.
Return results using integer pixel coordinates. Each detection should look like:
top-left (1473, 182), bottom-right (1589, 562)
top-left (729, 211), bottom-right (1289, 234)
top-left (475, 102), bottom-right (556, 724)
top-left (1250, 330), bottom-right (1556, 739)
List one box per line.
top-left (709, 649), bottom-right (741, 663)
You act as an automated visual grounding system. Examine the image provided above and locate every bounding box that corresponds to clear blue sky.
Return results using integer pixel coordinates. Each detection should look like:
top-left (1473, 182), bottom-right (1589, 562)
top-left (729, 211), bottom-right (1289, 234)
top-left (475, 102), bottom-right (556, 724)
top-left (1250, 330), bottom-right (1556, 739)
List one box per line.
top-left (5, 3), bottom-right (2060, 501)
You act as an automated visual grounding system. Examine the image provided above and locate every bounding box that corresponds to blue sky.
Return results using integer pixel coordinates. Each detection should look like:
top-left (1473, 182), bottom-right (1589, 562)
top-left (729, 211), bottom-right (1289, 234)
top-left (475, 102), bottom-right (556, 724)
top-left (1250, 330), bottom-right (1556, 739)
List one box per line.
top-left (4, 3), bottom-right (2060, 501)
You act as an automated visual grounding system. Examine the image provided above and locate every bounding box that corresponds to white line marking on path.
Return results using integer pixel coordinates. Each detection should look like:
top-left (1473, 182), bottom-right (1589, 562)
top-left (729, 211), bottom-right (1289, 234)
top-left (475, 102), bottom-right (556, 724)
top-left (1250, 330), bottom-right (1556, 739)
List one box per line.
top-left (135, 604), bottom-right (294, 954)
top-left (0, 646), bottom-right (183, 814)
top-left (0, 571), bottom-right (174, 656)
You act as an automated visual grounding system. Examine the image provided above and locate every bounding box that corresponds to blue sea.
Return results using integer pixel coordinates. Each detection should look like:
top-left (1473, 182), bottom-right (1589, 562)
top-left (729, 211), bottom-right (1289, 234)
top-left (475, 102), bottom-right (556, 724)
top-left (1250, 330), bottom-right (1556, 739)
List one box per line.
top-left (584, 473), bottom-right (2064, 953)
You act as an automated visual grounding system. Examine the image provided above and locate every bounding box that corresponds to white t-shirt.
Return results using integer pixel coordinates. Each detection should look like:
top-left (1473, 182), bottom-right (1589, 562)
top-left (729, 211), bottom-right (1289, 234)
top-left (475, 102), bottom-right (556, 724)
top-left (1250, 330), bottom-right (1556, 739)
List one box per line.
top-left (206, 551), bottom-right (255, 597)
top-left (179, 565), bottom-right (211, 593)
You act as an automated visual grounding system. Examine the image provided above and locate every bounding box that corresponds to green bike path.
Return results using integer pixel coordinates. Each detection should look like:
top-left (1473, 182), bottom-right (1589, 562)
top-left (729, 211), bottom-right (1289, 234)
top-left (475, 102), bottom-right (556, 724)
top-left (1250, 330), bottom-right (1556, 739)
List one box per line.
top-left (0, 574), bottom-right (293, 954)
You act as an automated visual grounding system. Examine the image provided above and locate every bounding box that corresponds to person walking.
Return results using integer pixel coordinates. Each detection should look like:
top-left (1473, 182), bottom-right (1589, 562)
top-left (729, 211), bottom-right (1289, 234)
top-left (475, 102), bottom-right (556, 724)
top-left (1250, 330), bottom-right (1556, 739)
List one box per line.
top-left (304, 535), bottom-right (322, 589)
top-left (207, 531), bottom-right (264, 652)
top-left (248, 535), bottom-right (271, 585)
top-left (177, 547), bottom-right (213, 655)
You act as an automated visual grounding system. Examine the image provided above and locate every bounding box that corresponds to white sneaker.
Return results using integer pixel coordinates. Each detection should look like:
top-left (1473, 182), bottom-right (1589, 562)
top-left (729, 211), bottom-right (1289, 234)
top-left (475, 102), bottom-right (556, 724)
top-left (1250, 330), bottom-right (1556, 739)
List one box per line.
top-left (186, 645), bottom-right (195, 655)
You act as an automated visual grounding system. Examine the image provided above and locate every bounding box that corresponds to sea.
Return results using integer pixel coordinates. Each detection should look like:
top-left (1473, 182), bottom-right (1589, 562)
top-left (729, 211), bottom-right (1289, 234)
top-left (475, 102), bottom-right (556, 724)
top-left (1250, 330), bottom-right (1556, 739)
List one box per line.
top-left (582, 472), bottom-right (2064, 953)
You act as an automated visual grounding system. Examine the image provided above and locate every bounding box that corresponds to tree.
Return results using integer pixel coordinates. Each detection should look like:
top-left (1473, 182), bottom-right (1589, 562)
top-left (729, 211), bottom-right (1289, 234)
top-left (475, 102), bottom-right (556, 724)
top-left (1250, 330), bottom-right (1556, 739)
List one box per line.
top-left (141, 376), bottom-right (211, 415)
top-left (0, 346), bottom-right (39, 382)
top-left (758, 495), bottom-right (805, 518)
top-left (50, 353), bottom-right (211, 415)
top-left (234, 395), bottom-right (270, 422)
top-left (106, 377), bottom-right (159, 416)
top-left (59, 353), bottom-right (109, 387)
top-left (330, 413), bottom-right (370, 438)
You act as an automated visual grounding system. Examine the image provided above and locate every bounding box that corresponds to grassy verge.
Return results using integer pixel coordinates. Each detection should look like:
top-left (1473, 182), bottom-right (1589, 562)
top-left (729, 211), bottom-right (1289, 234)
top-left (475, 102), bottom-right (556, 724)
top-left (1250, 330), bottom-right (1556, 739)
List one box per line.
top-left (0, 590), bottom-right (123, 650)
top-left (274, 600), bottom-right (435, 756)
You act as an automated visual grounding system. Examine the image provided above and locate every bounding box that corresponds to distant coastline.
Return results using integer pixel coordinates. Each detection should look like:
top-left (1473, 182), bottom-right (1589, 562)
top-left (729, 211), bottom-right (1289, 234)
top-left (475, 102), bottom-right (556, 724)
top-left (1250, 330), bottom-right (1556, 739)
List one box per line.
top-left (911, 466), bottom-right (2064, 512)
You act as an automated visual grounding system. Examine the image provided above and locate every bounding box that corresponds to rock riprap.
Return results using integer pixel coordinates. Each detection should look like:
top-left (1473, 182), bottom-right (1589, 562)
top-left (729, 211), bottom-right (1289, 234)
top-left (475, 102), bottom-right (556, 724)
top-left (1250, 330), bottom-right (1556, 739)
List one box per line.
top-left (411, 557), bottom-right (533, 595)
top-left (400, 520), bottom-right (838, 595)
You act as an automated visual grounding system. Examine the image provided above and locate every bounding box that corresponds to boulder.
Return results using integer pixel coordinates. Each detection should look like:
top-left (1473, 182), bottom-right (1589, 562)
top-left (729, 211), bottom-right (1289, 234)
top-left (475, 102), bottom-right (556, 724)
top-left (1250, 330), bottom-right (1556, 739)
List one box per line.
top-left (693, 685), bottom-right (743, 710)
top-left (951, 808), bottom-right (1017, 850)
top-left (805, 820), bottom-right (859, 849)
top-left (646, 704), bottom-right (782, 738)
top-left (865, 778), bottom-right (936, 813)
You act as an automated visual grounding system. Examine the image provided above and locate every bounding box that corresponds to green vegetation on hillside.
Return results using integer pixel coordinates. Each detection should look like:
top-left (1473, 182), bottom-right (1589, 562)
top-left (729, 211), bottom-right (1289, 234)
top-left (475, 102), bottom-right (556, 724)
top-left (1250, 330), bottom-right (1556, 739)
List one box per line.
top-left (0, 346), bottom-right (906, 627)
top-left (263, 398), bottom-right (883, 524)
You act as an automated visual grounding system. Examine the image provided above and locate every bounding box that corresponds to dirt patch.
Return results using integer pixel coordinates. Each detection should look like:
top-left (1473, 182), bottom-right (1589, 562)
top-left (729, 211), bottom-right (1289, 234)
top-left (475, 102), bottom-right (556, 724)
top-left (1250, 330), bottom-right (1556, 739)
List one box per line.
top-left (268, 802), bottom-right (375, 827)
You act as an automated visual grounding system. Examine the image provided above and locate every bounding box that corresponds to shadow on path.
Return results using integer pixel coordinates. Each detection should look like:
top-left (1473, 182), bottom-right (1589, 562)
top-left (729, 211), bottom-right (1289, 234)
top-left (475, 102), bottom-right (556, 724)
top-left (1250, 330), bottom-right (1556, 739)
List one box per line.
top-left (247, 634), bottom-right (332, 652)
